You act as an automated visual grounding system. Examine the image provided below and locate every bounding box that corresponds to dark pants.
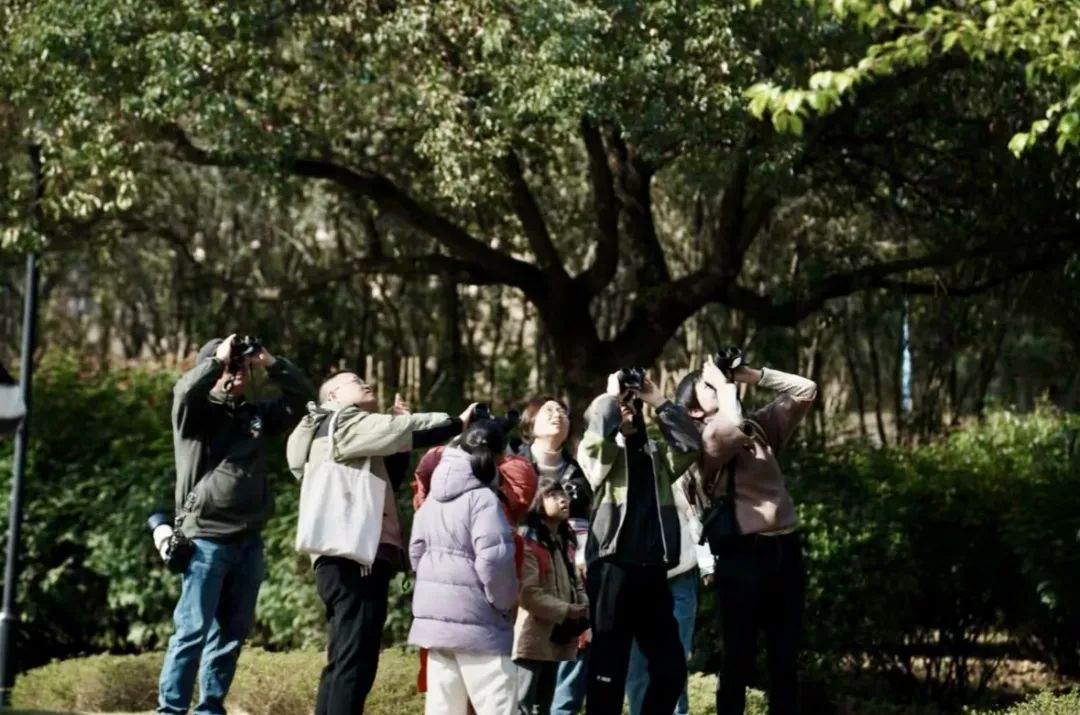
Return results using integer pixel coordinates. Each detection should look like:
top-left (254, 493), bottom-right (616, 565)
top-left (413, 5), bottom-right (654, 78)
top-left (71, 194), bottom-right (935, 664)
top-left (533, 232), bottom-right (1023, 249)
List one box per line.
top-left (585, 560), bottom-right (687, 715)
top-left (314, 557), bottom-right (392, 715)
top-left (714, 532), bottom-right (805, 715)
top-left (515, 659), bottom-right (559, 714)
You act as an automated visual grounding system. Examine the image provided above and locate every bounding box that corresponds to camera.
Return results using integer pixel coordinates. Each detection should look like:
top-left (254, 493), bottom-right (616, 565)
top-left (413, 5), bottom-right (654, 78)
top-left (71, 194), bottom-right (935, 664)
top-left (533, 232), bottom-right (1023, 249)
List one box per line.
top-left (228, 335), bottom-right (262, 372)
top-left (615, 367), bottom-right (647, 404)
top-left (148, 510), bottom-right (196, 574)
top-left (472, 403), bottom-right (521, 434)
top-left (712, 347), bottom-right (744, 380)
top-left (550, 615), bottom-right (590, 644)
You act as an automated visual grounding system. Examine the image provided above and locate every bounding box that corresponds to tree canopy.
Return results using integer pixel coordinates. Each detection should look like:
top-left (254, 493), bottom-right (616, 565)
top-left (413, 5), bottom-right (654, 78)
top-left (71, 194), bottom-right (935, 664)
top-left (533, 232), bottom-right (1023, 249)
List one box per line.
top-left (1, 0), bottom-right (1077, 409)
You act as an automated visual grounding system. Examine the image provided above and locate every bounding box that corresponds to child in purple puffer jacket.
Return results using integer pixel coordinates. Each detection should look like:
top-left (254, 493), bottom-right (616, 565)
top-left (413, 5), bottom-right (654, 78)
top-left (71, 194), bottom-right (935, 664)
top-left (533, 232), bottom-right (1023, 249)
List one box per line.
top-left (409, 421), bottom-right (520, 715)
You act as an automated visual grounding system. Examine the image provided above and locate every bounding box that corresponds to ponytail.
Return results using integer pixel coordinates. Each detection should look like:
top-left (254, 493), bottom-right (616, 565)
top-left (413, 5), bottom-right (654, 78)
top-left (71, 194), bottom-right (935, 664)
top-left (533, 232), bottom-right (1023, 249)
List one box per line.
top-left (461, 420), bottom-right (507, 485)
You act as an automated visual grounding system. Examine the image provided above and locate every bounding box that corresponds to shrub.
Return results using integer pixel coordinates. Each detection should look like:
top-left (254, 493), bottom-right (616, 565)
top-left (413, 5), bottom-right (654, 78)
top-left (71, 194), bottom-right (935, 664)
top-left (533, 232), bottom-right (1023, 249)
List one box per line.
top-left (12, 649), bottom-right (1075, 714)
top-left (13, 651), bottom-right (162, 711)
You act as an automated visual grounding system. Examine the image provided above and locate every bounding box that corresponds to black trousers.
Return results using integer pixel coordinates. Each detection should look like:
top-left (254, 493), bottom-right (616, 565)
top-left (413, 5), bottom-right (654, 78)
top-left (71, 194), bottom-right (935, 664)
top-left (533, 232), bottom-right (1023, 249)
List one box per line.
top-left (714, 532), bottom-right (805, 715)
top-left (585, 560), bottom-right (687, 715)
top-left (314, 557), bottom-right (392, 715)
top-left (515, 658), bottom-right (560, 714)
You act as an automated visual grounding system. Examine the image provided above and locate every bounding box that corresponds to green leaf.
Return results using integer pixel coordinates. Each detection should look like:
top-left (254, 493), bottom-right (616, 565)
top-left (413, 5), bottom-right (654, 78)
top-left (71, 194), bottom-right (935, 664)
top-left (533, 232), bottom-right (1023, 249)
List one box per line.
top-left (1008, 132), bottom-right (1030, 158)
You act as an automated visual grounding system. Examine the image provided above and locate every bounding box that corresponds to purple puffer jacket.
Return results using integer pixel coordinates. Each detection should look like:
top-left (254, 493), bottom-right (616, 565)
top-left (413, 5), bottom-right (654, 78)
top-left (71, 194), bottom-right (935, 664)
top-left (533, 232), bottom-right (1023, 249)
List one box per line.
top-left (408, 447), bottom-right (519, 655)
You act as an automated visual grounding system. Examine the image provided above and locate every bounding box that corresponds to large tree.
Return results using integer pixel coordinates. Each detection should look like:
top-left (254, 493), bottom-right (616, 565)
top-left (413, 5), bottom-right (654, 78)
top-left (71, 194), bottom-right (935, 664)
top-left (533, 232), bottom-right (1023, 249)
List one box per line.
top-left (2, 1), bottom-right (1076, 403)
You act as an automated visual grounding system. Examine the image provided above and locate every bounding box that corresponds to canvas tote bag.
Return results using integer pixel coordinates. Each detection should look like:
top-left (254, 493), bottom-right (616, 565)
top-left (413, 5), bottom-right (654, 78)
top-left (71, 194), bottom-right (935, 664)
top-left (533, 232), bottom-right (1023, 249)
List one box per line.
top-left (295, 410), bottom-right (385, 566)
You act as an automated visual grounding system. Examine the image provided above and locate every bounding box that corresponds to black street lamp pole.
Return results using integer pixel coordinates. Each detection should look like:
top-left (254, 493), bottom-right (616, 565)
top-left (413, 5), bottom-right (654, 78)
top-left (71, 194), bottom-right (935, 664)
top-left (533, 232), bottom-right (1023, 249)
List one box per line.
top-left (0, 145), bottom-right (42, 706)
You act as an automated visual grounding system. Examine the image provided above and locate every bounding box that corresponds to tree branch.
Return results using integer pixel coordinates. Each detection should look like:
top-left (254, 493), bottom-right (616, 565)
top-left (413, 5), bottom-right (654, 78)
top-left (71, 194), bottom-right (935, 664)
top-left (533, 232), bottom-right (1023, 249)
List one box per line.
top-left (576, 117), bottom-right (620, 297)
top-left (162, 123), bottom-right (542, 295)
top-left (123, 212), bottom-right (505, 302)
top-left (610, 129), bottom-right (670, 286)
top-left (725, 237), bottom-right (1077, 326)
top-left (500, 151), bottom-right (566, 278)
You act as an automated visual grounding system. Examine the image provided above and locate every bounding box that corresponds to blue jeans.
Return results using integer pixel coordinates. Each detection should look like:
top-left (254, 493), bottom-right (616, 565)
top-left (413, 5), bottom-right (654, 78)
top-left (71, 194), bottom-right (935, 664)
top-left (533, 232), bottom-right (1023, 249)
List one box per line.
top-left (550, 644), bottom-right (588, 715)
top-left (158, 536), bottom-right (265, 715)
top-left (625, 569), bottom-right (698, 715)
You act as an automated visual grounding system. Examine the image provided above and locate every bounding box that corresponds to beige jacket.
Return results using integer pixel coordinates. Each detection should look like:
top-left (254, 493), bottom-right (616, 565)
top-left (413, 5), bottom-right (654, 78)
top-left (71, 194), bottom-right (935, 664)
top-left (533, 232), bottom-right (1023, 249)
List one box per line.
top-left (698, 367), bottom-right (817, 535)
top-left (512, 530), bottom-right (588, 662)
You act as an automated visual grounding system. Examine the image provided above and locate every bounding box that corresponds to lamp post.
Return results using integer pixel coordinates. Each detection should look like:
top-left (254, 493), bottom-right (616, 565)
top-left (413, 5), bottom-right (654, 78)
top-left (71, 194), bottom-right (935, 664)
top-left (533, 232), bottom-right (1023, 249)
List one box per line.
top-left (0, 145), bottom-right (42, 706)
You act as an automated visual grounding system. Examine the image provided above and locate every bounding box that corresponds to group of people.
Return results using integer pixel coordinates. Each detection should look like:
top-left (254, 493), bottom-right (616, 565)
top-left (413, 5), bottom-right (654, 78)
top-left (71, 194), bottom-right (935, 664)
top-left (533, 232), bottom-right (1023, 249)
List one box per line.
top-left (154, 333), bottom-right (817, 715)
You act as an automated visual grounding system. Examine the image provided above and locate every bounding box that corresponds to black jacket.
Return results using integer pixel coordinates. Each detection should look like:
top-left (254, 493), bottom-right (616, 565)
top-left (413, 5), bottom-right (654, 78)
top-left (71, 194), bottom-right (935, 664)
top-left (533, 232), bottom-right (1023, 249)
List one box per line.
top-left (173, 357), bottom-right (313, 540)
top-left (516, 443), bottom-right (593, 520)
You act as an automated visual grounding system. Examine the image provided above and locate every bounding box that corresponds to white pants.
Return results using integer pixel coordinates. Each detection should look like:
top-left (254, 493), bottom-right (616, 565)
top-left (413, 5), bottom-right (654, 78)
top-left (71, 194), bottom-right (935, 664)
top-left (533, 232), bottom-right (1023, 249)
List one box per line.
top-left (425, 649), bottom-right (518, 715)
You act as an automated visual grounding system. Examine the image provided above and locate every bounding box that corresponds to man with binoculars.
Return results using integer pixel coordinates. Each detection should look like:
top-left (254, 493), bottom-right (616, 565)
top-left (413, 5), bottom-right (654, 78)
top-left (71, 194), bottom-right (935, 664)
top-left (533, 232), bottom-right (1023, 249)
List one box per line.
top-left (157, 334), bottom-right (313, 715)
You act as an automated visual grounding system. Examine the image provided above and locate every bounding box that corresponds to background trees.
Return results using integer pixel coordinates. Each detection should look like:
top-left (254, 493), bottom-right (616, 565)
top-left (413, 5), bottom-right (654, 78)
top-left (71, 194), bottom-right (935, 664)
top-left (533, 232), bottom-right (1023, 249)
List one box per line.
top-left (1, 0), bottom-right (1076, 421)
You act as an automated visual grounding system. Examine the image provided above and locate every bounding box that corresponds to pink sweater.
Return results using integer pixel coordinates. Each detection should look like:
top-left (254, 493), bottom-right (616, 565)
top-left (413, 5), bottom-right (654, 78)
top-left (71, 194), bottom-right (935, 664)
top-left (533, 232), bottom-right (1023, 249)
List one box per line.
top-left (698, 368), bottom-right (817, 535)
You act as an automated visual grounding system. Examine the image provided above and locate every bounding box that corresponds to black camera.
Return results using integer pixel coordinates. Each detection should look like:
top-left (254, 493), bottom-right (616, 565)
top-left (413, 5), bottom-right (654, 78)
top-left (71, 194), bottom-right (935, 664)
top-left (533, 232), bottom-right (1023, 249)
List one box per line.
top-left (712, 347), bottom-right (744, 380)
top-left (472, 403), bottom-right (521, 434)
top-left (228, 335), bottom-right (262, 372)
top-left (550, 616), bottom-right (590, 644)
top-left (148, 510), bottom-right (196, 574)
top-left (615, 367), bottom-right (647, 404)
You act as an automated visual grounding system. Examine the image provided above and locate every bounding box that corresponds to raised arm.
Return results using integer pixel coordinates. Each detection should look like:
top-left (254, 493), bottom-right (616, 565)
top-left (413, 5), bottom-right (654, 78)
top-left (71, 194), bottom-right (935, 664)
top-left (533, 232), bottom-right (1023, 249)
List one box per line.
top-left (637, 377), bottom-right (702, 478)
top-left (575, 394), bottom-right (622, 491)
top-left (261, 357), bottom-right (316, 435)
top-left (740, 366), bottom-right (818, 450)
top-left (333, 409), bottom-right (453, 460)
top-left (172, 358), bottom-right (224, 437)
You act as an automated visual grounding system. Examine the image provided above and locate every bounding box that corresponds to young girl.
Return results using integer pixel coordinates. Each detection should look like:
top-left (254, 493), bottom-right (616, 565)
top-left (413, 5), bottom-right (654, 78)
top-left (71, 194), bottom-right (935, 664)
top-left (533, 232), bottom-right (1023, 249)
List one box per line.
top-left (409, 421), bottom-right (521, 715)
top-left (516, 396), bottom-right (593, 715)
top-left (512, 476), bottom-right (589, 715)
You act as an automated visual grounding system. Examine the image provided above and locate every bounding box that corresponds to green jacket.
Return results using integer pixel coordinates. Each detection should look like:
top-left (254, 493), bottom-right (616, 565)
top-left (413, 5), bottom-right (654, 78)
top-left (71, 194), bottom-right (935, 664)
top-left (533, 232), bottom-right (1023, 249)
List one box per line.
top-left (172, 357), bottom-right (313, 540)
top-left (286, 401), bottom-right (455, 567)
top-left (575, 395), bottom-right (701, 567)
top-left (286, 401), bottom-right (452, 480)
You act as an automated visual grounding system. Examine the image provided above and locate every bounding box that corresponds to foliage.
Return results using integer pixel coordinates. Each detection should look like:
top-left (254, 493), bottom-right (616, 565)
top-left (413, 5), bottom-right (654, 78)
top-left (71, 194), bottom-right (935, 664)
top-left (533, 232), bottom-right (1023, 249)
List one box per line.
top-left (792, 407), bottom-right (1080, 699)
top-left (748, 0), bottom-right (1080, 156)
top-left (3, 0), bottom-right (1076, 411)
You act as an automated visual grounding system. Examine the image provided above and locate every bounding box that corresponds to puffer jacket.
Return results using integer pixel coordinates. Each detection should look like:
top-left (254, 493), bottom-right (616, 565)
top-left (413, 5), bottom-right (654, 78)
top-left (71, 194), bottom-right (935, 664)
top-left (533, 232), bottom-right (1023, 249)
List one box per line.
top-left (408, 447), bottom-right (519, 655)
top-left (412, 445), bottom-right (538, 527)
top-left (512, 525), bottom-right (587, 662)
